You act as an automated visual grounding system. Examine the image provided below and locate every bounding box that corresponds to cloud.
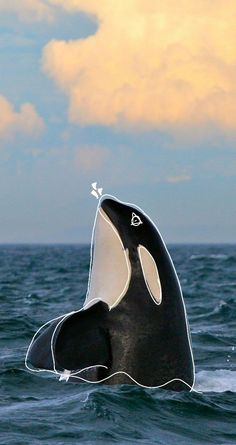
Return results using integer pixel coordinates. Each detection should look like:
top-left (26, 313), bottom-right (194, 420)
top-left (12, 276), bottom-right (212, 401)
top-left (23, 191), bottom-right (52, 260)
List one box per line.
top-left (41, 0), bottom-right (236, 132)
top-left (75, 145), bottom-right (111, 172)
top-left (0, 95), bottom-right (45, 139)
top-left (0, 0), bottom-right (54, 22)
top-left (167, 175), bottom-right (191, 183)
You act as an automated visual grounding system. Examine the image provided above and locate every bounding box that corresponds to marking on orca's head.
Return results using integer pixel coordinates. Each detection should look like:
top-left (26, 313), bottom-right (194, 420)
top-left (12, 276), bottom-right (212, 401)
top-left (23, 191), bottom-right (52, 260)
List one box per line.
top-left (131, 212), bottom-right (143, 227)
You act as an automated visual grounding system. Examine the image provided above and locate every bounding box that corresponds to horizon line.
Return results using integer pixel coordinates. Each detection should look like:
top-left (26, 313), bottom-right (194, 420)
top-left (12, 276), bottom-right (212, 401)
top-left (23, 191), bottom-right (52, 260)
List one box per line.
top-left (0, 241), bottom-right (235, 246)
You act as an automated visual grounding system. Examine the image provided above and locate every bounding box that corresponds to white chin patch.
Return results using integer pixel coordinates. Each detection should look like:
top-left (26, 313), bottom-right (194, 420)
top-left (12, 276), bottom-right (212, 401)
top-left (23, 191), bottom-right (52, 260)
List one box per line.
top-left (138, 245), bottom-right (162, 305)
top-left (84, 208), bottom-right (131, 310)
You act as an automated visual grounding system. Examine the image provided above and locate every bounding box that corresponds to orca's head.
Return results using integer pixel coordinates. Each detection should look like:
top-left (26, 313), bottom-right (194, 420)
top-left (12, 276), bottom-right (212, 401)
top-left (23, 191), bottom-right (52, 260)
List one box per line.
top-left (100, 196), bottom-right (156, 252)
top-left (84, 195), bottom-right (172, 310)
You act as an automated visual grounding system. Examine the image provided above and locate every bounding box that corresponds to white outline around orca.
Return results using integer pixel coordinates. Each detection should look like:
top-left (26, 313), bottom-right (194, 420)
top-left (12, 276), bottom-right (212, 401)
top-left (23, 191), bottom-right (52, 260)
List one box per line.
top-left (25, 194), bottom-right (196, 392)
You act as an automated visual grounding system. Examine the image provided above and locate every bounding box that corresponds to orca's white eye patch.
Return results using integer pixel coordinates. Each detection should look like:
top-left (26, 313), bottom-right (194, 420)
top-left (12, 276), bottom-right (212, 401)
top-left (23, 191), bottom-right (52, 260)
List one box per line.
top-left (131, 212), bottom-right (143, 227)
top-left (138, 245), bottom-right (162, 305)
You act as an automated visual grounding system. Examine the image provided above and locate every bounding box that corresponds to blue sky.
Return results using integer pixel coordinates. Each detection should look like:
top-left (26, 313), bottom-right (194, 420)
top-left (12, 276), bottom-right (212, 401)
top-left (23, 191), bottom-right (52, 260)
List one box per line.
top-left (0, 2), bottom-right (235, 243)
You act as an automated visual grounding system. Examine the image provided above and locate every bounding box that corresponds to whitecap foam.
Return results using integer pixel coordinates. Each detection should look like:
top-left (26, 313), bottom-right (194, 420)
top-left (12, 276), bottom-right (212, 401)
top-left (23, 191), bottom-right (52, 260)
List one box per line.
top-left (194, 370), bottom-right (236, 393)
top-left (190, 254), bottom-right (229, 261)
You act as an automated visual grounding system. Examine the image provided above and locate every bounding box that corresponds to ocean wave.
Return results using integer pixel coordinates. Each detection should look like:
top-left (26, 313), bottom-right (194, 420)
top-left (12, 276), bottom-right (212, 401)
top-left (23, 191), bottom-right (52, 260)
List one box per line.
top-left (194, 370), bottom-right (236, 393)
top-left (190, 298), bottom-right (236, 324)
top-left (209, 281), bottom-right (236, 288)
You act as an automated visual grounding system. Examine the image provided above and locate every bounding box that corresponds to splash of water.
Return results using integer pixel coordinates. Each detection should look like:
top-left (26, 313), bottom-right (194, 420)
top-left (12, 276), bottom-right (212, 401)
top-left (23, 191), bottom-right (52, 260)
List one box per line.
top-left (194, 370), bottom-right (236, 393)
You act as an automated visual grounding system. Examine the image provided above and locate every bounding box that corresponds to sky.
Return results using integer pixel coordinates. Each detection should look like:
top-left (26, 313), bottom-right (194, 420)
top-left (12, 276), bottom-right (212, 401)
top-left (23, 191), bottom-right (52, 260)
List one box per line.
top-left (0, 0), bottom-right (235, 244)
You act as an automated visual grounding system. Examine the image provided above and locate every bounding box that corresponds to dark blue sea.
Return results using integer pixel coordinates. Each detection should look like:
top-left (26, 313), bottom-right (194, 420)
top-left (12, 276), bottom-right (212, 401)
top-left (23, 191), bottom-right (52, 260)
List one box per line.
top-left (1, 244), bottom-right (236, 445)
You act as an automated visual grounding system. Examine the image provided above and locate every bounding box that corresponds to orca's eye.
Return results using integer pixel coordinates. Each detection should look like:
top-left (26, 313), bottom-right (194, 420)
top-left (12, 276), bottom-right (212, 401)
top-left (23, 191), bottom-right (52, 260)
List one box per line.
top-left (131, 212), bottom-right (143, 227)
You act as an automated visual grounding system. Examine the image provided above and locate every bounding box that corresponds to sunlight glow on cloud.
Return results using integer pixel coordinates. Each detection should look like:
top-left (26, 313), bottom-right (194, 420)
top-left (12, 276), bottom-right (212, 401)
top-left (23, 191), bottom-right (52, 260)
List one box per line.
top-left (0, 95), bottom-right (45, 139)
top-left (41, 0), bottom-right (236, 131)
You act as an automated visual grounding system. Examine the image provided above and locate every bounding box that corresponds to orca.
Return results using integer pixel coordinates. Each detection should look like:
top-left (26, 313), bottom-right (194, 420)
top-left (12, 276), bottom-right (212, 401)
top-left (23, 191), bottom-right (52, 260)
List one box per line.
top-left (26, 195), bottom-right (195, 391)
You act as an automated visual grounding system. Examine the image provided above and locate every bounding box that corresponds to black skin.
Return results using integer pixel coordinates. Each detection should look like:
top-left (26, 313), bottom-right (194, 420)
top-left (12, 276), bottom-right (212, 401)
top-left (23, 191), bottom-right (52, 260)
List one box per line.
top-left (27, 197), bottom-right (194, 391)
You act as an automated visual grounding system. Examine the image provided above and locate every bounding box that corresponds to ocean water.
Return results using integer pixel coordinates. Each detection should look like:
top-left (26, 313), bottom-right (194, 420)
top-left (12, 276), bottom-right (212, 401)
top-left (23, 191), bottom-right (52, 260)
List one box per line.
top-left (1, 244), bottom-right (236, 445)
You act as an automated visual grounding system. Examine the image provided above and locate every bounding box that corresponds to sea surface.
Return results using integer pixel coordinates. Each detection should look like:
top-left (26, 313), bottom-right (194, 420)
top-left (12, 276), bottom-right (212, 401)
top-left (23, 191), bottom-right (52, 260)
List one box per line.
top-left (1, 244), bottom-right (236, 445)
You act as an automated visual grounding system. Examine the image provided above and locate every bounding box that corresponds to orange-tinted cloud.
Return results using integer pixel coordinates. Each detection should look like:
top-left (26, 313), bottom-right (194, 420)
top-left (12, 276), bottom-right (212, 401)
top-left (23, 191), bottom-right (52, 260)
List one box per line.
top-left (0, 0), bottom-right (54, 22)
top-left (0, 95), bottom-right (45, 139)
top-left (167, 175), bottom-right (191, 184)
top-left (42, 0), bottom-right (236, 131)
top-left (75, 145), bottom-right (110, 172)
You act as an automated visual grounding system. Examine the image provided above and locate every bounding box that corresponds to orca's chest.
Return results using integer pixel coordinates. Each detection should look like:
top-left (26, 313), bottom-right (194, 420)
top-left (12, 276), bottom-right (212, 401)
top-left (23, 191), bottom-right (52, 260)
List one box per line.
top-left (107, 292), bottom-right (161, 375)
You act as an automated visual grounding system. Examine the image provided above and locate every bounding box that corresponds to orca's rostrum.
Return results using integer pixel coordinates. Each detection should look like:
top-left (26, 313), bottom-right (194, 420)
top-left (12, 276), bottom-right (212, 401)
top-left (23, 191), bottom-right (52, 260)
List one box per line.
top-left (26, 195), bottom-right (195, 391)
